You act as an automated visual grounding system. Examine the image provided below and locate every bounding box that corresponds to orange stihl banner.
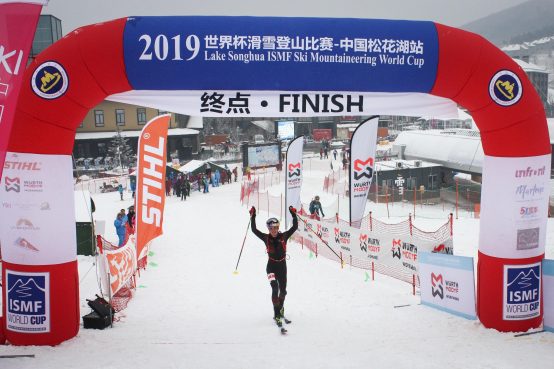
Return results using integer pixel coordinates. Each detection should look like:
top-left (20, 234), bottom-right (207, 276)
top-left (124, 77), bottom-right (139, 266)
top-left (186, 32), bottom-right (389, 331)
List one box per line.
top-left (136, 114), bottom-right (169, 261)
top-left (105, 235), bottom-right (137, 295)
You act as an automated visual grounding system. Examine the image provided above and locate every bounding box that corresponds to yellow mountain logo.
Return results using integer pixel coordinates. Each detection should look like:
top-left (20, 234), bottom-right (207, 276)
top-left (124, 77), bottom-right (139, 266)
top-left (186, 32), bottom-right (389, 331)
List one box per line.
top-left (495, 79), bottom-right (515, 100)
top-left (40, 70), bottom-right (62, 93)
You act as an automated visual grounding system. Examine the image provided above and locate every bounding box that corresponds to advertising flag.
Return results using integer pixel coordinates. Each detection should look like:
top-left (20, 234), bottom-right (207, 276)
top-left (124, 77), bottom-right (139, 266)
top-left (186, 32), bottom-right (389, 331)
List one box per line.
top-left (0, 0), bottom-right (48, 180)
top-left (285, 136), bottom-right (303, 228)
top-left (349, 116), bottom-right (379, 228)
top-left (135, 115), bottom-right (169, 261)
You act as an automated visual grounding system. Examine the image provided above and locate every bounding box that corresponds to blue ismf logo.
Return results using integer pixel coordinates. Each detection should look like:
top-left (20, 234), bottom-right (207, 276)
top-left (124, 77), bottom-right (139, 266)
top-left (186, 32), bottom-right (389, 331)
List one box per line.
top-left (504, 264), bottom-right (540, 320)
top-left (7, 273), bottom-right (47, 315)
top-left (31, 61), bottom-right (68, 99)
top-left (489, 70), bottom-right (522, 107)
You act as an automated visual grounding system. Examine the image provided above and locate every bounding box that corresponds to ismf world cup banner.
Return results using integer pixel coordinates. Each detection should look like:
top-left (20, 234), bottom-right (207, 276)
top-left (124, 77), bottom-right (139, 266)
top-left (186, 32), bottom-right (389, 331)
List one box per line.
top-left (349, 117), bottom-right (378, 228)
top-left (419, 252), bottom-right (476, 320)
top-left (104, 235), bottom-right (137, 296)
top-left (136, 115), bottom-right (169, 261)
top-left (5, 270), bottom-right (50, 333)
top-left (0, 1), bottom-right (47, 180)
top-left (503, 263), bottom-right (541, 321)
top-left (543, 259), bottom-right (554, 332)
top-left (285, 136), bottom-right (303, 228)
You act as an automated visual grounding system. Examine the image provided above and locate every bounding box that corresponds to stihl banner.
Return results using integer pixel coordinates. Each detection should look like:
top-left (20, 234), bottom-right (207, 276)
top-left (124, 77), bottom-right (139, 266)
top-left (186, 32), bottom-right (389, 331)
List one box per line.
top-left (136, 115), bottom-right (169, 261)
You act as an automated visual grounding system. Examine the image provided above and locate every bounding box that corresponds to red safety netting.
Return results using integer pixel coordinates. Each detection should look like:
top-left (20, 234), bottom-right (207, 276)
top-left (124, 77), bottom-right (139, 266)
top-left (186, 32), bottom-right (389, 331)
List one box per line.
top-left (96, 236), bottom-right (136, 312)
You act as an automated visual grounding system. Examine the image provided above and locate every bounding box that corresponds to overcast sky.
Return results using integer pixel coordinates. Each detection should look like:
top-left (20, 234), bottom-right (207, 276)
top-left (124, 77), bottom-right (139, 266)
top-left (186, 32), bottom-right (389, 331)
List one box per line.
top-left (43, 0), bottom-right (529, 35)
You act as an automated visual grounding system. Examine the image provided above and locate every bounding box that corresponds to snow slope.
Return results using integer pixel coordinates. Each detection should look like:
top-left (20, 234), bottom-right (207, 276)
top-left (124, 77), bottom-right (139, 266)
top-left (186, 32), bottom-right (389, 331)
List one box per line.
top-left (2, 156), bottom-right (554, 369)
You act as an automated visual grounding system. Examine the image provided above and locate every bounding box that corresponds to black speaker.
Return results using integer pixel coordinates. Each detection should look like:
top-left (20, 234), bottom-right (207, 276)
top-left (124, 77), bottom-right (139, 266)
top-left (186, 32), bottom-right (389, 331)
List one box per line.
top-left (87, 296), bottom-right (115, 319)
top-left (82, 311), bottom-right (111, 330)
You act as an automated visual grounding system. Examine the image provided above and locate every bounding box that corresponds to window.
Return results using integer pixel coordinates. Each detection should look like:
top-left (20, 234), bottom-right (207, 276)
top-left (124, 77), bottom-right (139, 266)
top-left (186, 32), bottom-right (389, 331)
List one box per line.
top-left (115, 109), bottom-right (125, 126)
top-left (137, 108), bottom-right (147, 125)
top-left (94, 110), bottom-right (104, 127)
top-left (406, 177), bottom-right (417, 190)
top-left (428, 174), bottom-right (438, 190)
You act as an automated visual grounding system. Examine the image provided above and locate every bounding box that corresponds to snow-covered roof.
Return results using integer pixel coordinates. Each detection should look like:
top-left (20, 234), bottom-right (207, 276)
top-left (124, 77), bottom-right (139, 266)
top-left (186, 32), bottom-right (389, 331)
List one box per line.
top-left (393, 129), bottom-right (484, 174)
top-left (75, 128), bottom-right (199, 140)
top-left (513, 58), bottom-right (548, 74)
top-left (178, 159), bottom-right (205, 173)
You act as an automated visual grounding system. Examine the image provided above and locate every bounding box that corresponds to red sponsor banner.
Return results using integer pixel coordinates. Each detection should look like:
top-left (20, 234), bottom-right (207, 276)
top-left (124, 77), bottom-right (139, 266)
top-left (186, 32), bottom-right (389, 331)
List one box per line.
top-left (105, 235), bottom-right (137, 295)
top-left (312, 128), bottom-right (332, 141)
top-left (136, 115), bottom-right (169, 261)
top-left (0, 1), bottom-right (46, 179)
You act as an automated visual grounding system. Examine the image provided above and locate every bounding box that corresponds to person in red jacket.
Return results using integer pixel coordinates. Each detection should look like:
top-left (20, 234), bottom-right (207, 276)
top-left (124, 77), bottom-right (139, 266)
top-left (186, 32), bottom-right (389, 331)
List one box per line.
top-left (249, 205), bottom-right (298, 327)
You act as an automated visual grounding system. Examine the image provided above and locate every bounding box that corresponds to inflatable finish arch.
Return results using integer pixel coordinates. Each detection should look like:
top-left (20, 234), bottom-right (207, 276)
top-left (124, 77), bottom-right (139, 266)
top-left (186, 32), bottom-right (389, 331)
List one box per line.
top-left (1, 16), bottom-right (549, 345)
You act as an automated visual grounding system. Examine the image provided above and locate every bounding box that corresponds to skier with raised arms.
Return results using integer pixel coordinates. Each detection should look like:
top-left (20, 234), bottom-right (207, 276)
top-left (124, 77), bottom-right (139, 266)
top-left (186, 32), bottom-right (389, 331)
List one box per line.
top-left (249, 205), bottom-right (298, 331)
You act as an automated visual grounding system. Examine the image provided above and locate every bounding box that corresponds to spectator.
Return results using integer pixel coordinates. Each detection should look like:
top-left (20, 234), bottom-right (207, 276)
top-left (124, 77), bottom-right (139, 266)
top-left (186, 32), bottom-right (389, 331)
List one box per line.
top-left (126, 206), bottom-right (136, 235)
top-left (165, 177), bottom-right (172, 196)
top-left (320, 148), bottom-right (323, 160)
top-left (180, 179), bottom-right (187, 201)
top-left (130, 180), bottom-right (136, 199)
top-left (114, 212), bottom-right (127, 246)
top-left (233, 167), bottom-right (238, 182)
top-left (117, 184), bottom-right (124, 201)
top-left (333, 149), bottom-right (338, 160)
top-left (309, 195), bottom-right (325, 220)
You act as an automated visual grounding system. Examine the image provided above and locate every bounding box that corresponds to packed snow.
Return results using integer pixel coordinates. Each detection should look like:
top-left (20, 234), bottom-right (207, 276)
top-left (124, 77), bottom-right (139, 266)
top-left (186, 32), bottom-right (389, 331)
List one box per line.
top-left (2, 156), bottom-right (554, 369)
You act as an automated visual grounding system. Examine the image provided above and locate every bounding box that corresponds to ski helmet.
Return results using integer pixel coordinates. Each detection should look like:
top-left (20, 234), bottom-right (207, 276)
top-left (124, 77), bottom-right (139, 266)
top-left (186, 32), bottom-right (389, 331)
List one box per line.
top-left (266, 217), bottom-right (280, 228)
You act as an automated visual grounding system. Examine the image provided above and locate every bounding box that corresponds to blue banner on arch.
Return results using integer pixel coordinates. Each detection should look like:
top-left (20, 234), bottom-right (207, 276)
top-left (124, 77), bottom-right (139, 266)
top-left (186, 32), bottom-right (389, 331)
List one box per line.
top-left (123, 16), bottom-right (439, 92)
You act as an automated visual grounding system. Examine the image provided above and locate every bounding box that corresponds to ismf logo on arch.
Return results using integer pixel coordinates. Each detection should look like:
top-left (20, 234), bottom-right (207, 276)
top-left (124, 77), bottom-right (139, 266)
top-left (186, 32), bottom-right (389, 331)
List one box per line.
top-left (31, 61), bottom-right (68, 99)
top-left (489, 70), bottom-right (522, 107)
top-left (503, 263), bottom-right (541, 320)
top-left (6, 270), bottom-right (50, 333)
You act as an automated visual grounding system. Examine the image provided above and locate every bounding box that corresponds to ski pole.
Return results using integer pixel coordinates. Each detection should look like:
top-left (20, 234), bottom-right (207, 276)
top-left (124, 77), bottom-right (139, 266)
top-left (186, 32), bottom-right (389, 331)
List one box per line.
top-left (233, 218), bottom-right (251, 275)
top-left (296, 214), bottom-right (343, 264)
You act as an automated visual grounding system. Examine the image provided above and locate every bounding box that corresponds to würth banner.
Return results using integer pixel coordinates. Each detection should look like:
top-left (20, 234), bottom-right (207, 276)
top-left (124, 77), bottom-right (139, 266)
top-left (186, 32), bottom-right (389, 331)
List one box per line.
top-left (136, 115), bottom-right (169, 261)
top-left (349, 116), bottom-right (379, 228)
top-left (285, 136), bottom-right (304, 228)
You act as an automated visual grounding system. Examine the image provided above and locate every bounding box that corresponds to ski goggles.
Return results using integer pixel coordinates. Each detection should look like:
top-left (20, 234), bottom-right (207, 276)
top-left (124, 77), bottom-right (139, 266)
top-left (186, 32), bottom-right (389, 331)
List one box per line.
top-left (266, 218), bottom-right (280, 228)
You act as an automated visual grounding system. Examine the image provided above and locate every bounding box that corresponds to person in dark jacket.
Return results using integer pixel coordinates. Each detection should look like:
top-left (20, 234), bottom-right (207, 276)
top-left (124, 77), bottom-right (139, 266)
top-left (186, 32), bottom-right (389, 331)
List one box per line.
top-left (249, 205), bottom-right (298, 326)
top-left (309, 195), bottom-right (325, 220)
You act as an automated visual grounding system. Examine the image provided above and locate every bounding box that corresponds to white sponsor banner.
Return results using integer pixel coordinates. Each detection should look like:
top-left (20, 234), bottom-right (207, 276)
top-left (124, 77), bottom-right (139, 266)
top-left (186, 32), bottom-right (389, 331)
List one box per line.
top-left (0, 152), bottom-right (76, 264)
top-left (296, 216), bottom-right (452, 276)
top-left (349, 117), bottom-right (378, 228)
top-left (285, 136), bottom-right (303, 228)
top-left (544, 259), bottom-right (554, 333)
top-left (108, 90), bottom-right (458, 118)
top-left (5, 270), bottom-right (50, 333)
top-left (479, 154), bottom-right (550, 259)
top-left (419, 252), bottom-right (476, 320)
top-left (503, 262), bottom-right (541, 320)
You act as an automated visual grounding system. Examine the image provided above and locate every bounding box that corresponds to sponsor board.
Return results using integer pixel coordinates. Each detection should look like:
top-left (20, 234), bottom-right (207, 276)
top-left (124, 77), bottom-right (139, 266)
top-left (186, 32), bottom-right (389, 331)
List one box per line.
top-left (503, 263), bottom-right (541, 321)
top-left (419, 252), bottom-right (476, 320)
top-left (479, 154), bottom-right (550, 259)
top-left (6, 270), bottom-right (50, 333)
top-left (0, 152), bottom-right (76, 265)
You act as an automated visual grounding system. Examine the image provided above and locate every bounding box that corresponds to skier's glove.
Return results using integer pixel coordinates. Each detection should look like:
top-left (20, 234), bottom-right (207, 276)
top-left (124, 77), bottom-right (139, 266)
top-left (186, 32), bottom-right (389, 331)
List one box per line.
top-left (289, 206), bottom-right (297, 215)
top-left (249, 206), bottom-right (256, 217)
